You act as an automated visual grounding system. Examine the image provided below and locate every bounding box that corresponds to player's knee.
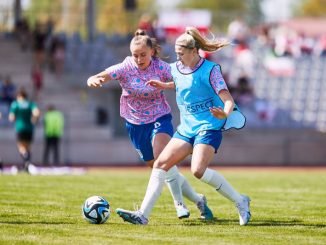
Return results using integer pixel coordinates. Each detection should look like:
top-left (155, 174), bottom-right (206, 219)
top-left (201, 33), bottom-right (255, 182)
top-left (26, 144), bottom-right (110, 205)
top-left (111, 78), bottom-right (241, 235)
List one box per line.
top-left (191, 166), bottom-right (205, 179)
top-left (154, 161), bottom-right (172, 172)
top-left (153, 159), bottom-right (163, 169)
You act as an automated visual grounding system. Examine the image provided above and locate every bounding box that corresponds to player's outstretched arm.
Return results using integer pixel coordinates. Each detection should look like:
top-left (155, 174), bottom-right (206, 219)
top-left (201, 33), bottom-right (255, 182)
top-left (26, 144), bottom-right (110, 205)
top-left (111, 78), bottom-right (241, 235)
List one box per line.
top-left (87, 70), bottom-right (110, 88)
top-left (210, 89), bottom-right (235, 119)
top-left (146, 80), bottom-right (175, 90)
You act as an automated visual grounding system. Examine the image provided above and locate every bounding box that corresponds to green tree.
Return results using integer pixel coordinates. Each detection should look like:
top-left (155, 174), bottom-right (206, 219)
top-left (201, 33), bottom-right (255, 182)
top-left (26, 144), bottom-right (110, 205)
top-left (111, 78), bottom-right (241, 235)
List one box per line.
top-left (97, 0), bottom-right (159, 35)
top-left (23, 0), bottom-right (159, 36)
top-left (24, 0), bottom-right (61, 27)
top-left (298, 0), bottom-right (326, 17)
top-left (24, 0), bottom-right (86, 34)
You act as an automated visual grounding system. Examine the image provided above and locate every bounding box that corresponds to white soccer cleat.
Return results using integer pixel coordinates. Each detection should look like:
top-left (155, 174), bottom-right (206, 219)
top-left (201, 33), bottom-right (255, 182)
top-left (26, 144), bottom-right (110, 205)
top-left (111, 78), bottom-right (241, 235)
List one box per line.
top-left (196, 194), bottom-right (214, 220)
top-left (175, 202), bottom-right (190, 219)
top-left (27, 163), bottom-right (38, 175)
top-left (236, 195), bottom-right (251, 226)
top-left (116, 208), bottom-right (148, 225)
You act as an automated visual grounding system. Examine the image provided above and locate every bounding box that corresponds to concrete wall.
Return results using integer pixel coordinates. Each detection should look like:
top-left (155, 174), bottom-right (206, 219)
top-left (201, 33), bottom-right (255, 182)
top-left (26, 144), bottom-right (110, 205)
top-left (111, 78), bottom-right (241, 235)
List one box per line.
top-left (1, 127), bottom-right (326, 166)
top-left (214, 128), bottom-right (326, 166)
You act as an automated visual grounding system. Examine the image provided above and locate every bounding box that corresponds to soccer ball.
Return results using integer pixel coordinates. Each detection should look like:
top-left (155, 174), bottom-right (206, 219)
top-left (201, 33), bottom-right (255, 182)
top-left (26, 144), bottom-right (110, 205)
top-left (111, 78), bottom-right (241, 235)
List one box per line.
top-left (82, 195), bottom-right (110, 224)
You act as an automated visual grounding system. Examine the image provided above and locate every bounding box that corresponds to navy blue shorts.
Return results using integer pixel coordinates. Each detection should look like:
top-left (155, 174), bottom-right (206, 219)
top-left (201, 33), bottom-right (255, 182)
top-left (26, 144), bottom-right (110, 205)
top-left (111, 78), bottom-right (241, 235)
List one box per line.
top-left (173, 130), bottom-right (222, 153)
top-left (125, 114), bottom-right (174, 161)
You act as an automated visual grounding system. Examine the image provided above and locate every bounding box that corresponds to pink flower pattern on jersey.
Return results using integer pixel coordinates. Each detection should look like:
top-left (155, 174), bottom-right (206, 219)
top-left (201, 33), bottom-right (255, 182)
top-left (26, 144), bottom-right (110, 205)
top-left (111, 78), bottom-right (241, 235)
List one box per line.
top-left (177, 58), bottom-right (228, 94)
top-left (106, 57), bottom-right (173, 124)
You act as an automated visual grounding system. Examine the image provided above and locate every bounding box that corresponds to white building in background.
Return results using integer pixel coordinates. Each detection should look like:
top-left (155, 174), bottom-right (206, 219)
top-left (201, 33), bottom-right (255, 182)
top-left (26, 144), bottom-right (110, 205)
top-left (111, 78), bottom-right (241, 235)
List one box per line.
top-left (156, 0), bottom-right (183, 9)
top-left (261, 0), bottom-right (299, 22)
top-left (156, 0), bottom-right (299, 23)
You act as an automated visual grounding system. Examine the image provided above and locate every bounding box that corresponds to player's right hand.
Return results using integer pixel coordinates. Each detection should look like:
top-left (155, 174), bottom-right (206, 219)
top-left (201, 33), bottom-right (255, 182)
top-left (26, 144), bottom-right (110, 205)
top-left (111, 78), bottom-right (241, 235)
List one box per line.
top-left (87, 76), bottom-right (104, 88)
top-left (146, 80), bottom-right (166, 89)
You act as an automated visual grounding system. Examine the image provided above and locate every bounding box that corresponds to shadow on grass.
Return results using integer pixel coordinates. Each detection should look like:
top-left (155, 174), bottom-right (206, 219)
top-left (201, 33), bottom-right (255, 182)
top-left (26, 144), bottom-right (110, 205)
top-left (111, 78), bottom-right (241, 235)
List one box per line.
top-left (170, 218), bottom-right (326, 228)
top-left (248, 220), bottom-right (326, 228)
top-left (166, 217), bottom-right (221, 226)
top-left (0, 221), bottom-right (75, 225)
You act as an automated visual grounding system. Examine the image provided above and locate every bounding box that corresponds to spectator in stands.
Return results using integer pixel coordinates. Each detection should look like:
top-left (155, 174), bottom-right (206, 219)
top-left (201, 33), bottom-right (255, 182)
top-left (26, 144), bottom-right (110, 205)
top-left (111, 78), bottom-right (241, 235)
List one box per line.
top-left (230, 41), bottom-right (255, 86)
top-left (116, 26), bottom-right (250, 226)
top-left (254, 99), bottom-right (276, 123)
top-left (15, 17), bottom-right (30, 51)
top-left (315, 34), bottom-right (326, 56)
top-left (227, 17), bottom-right (249, 44)
top-left (49, 35), bottom-right (66, 77)
top-left (32, 21), bottom-right (48, 67)
top-left (1, 75), bottom-right (16, 112)
top-left (87, 29), bottom-right (213, 220)
top-left (299, 32), bottom-right (315, 56)
top-left (43, 105), bottom-right (64, 166)
top-left (31, 63), bottom-right (43, 101)
top-left (52, 39), bottom-right (65, 80)
top-left (9, 88), bottom-right (40, 172)
top-left (45, 17), bottom-right (55, 38)
top-left (233, 76), bottom-right (255, 107)
top-left (138, 13), bottom-right (156, 39)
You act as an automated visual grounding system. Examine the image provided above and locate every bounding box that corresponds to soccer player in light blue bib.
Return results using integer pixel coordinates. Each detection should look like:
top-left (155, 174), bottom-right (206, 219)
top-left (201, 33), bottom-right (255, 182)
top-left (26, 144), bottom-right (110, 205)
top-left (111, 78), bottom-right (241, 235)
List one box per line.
top-left (117, 27), bottom-right (251, 226)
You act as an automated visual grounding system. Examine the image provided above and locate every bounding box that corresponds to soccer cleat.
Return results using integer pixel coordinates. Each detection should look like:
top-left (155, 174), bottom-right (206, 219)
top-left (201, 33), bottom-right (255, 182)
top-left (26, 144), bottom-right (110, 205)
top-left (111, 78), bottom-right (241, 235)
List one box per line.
top-left (196, 194), bottom-right (214, 220)
top-left (236, 195), bottom-right (251, 226)
top-left (27, 163), bottom-right (38, 175)
top-left (175, 202), bottom-right (190, 219)
top-left (116, 208), bottom-right (148, 225)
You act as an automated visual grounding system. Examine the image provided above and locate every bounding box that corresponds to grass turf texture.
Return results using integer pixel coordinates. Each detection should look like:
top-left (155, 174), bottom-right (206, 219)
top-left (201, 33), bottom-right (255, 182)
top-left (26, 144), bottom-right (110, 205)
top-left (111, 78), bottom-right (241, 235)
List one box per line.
top-left (0, 167), bottom-right (325, 245)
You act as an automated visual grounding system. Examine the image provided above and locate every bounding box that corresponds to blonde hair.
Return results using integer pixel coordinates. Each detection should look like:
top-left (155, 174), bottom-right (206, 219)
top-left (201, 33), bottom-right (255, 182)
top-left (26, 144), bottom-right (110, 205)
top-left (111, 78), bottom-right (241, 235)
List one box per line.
top-left (176, 26), bottom-right (229, 52)
top-left (130, 29), bottom-right (161, 57)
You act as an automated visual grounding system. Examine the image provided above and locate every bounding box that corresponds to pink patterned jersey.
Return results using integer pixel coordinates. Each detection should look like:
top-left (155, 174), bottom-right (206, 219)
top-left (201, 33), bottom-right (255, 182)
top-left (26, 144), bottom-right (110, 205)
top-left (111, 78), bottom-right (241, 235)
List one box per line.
top-left (106, 56), bottom-right (173, 124)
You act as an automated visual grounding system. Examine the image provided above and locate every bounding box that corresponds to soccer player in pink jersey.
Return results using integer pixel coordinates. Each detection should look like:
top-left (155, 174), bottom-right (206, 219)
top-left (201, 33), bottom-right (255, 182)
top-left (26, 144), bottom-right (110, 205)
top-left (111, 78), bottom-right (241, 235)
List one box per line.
top-left (87, 30), bottom-right (213, 220)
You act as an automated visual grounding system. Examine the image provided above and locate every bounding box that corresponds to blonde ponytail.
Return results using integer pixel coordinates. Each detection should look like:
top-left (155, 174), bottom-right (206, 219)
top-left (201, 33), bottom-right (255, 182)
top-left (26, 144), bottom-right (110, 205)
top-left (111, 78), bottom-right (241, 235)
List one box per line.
top-left (176, 26), bottom-right (229, 52)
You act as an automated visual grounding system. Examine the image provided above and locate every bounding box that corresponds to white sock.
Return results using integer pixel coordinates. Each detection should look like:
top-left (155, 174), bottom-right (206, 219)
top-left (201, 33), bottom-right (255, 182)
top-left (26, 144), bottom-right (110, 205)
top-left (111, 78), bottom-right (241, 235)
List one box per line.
top-left (140, 168), bottom-right (166, 218)
top-left (200, 168), bottom-right (242, 203)
top-left (178, 173), bottom-right (201, 204)
top-left (165, 166), bottom-right (184, 204)
top-left (165, 166), bottom-right (201, 204)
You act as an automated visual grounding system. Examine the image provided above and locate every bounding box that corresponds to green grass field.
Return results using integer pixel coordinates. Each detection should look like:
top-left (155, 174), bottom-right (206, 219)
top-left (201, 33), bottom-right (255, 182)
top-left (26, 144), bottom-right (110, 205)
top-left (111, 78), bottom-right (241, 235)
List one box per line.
top-left (0, 167), bottom-right (325, 245)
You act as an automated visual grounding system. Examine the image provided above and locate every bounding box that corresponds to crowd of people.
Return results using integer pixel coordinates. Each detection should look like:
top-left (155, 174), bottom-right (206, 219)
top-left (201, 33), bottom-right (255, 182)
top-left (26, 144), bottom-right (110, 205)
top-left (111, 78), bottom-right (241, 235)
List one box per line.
top-left (15, 17), bottom-right (66, 80)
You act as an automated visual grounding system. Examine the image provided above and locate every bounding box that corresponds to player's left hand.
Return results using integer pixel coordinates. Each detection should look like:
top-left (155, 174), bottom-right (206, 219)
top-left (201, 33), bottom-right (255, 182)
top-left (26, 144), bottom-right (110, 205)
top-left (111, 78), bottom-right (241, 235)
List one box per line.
top-left (209, 106), bottom-right (228, 119)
